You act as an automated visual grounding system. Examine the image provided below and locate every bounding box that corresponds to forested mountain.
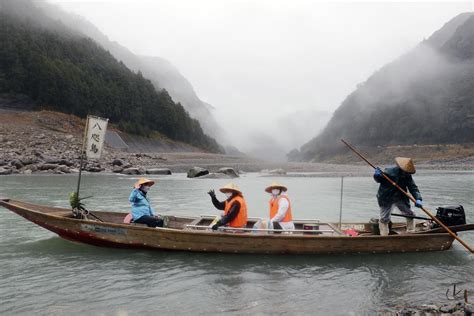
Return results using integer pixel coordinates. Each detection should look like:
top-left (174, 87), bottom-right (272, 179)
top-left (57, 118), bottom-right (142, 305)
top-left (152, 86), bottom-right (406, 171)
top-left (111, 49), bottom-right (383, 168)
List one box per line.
top-left (299, 13), bottom-right (474, 161)
top-left (0, 0), bottom-right (221, 152)
top-left (32, 0), bottom-right (226, 144)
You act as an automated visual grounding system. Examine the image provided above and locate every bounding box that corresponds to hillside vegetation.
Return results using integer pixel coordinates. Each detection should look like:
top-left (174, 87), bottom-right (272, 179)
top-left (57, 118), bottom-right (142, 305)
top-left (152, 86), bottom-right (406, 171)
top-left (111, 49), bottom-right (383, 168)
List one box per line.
top-left (299, 13), bottom-right (474, 161)
top-left (0, 3), bottom-right (221, 152)
top-left (30, 0), bottom-right (226, 144)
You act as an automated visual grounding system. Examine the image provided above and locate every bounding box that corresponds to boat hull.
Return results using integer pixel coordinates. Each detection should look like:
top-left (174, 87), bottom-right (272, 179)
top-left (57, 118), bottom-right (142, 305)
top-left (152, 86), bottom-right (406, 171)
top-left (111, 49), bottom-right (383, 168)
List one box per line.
top-left (1, 199), bottom-right (455, 254)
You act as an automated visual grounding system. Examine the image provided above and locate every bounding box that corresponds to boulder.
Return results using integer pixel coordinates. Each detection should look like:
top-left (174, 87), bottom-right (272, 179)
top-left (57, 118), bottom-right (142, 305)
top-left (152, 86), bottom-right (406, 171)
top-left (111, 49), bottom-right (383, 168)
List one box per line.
top-left (24, 164), bottom-right (39, 172)
top-left (465, 303), bottom-right (474, 316)
top-left (122, 167), bottom-right (141, 175)
top-left (44, 156), bottom-right (62, 164)
top-left (419, 305), bottom-right (438, 313)
top-left (20, 157), bottom-right (37, 166)
top-left (0, 167), bottom-right (12, 175)
top-left (261, 168), bottom-right (287, 175)
top-left (38, 163), bottom-right (60, 170)
top-left (199, 172), bottom-right (234, 179)
top-left (86, 166), bottom-right (103, 173)
top-left (218, 167), bottom-right (239, 178)
top-left (397, 307), bottom-right (417, 315)
top-left (112, 166), bottom-right (124, 173)
top-left (22, 169), bottom-right (32, 175)
top-left (187, 167), bottom-right (209, 178)
top-left (56, 165), bottom-right (71, 173)
top-left (138, 167), bottom-right (147, 175)
top-left (10, 159), bottom-right (24, 169)
top-left (58, 159), bottom-right (74, 166)
top-left (146, 168), bottom-right (172, 175)
top-left (32, 151), bottom-right (44, 158)
top-left (439, 302), bottom-right (463, 313)
top-left (112, 159), bottom-right (124, 166)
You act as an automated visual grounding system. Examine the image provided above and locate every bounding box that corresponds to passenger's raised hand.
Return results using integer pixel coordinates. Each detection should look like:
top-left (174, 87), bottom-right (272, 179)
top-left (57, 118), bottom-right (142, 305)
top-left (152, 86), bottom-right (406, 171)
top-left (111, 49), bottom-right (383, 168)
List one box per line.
top-left (207, 189), bottom-right (216, 197)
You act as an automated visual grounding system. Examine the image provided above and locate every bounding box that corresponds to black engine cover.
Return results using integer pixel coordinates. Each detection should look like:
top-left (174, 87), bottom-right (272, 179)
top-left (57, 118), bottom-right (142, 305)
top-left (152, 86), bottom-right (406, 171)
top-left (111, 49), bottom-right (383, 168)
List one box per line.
top-left (434, 205), bottom-right (466, 227)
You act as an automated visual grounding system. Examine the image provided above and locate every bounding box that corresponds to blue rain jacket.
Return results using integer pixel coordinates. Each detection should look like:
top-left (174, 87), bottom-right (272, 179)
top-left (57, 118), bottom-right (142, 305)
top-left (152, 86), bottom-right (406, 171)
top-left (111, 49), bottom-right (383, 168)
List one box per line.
top-left (129, 188), bottom-right (155, 220)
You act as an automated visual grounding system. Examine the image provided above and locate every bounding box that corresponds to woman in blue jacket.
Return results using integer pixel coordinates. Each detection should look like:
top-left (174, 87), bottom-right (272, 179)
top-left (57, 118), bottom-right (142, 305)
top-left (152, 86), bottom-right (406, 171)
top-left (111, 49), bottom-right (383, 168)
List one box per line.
top-left (129, 178), bottom-right (163, 227)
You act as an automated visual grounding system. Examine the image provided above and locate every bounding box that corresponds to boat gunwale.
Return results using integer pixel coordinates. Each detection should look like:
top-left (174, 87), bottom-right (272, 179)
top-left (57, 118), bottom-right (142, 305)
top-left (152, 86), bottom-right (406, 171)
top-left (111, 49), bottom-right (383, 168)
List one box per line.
top-left (0, 198), bottom-right (461, 241)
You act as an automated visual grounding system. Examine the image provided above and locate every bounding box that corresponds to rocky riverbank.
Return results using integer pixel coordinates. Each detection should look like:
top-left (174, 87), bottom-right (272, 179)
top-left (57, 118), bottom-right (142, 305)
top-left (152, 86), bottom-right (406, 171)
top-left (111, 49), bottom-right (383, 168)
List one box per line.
top-left (385, 299), bottom-right (473, 315)
top-left (0, 109), bottom-right (370, 176)
top-left (1, 109), bottom-right (473, 176)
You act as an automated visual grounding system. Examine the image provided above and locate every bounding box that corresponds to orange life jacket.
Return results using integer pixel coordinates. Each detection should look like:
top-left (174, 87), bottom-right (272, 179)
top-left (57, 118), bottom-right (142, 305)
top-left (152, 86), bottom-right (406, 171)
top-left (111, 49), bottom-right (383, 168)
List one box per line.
top-left (269, 195), bottom-right (293, 222)
top-left (224, 195), bottom-right (248, 228)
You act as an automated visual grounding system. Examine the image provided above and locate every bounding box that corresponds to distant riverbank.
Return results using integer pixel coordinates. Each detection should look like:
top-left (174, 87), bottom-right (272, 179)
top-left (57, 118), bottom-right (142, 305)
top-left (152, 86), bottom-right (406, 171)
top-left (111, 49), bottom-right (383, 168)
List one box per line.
top-left (1, 109), bottom-right (473, 176)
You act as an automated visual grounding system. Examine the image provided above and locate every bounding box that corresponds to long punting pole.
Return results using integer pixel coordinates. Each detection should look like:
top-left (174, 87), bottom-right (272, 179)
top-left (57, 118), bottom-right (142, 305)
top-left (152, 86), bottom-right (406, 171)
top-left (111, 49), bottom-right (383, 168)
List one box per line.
top-left (341, 139), bottom-right (474, 253)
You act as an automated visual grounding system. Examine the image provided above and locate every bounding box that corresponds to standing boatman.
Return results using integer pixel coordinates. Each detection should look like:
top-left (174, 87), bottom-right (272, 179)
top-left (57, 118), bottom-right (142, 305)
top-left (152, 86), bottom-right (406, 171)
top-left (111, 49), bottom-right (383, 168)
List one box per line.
top-left (373, 157), bottom-right (423, 235)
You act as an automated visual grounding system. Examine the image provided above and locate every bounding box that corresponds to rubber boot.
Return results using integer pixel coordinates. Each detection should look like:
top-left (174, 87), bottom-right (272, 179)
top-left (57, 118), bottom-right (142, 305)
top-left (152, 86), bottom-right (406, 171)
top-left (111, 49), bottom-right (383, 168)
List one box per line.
top-left (379, 222), bottom-right (389, 236)
top-left (406, 218), bottom-right (415, 233)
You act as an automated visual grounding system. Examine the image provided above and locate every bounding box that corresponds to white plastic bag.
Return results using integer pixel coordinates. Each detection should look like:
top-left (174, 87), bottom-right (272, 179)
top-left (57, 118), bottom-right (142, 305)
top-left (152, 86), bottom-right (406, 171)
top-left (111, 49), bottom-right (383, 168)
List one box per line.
top-left (252, 219), bottom-right (270, 233)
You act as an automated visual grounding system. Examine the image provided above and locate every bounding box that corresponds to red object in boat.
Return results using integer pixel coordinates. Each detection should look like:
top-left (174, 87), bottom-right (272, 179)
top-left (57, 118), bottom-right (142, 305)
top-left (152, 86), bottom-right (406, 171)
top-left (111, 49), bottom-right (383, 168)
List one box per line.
top-left (343, 228), bottom-right (359, 237)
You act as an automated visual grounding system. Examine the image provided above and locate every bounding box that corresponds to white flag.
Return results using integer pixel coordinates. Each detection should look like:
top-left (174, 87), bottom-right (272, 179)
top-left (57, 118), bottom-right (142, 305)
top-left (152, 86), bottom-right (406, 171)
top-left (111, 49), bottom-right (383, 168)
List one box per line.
top-left (85, 115), bottom-right (108, 159)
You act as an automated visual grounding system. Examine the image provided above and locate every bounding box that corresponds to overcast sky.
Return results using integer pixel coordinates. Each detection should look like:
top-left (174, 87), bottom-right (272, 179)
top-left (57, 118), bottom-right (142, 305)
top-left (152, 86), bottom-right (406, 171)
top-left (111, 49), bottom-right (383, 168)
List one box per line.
top-left (50, 0), bottom-right (472, 151)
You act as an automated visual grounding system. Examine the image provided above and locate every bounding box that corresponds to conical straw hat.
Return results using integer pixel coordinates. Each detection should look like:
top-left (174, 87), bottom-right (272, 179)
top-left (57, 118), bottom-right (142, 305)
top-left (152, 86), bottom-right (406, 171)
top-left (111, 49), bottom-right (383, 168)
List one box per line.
top-left (219, 183), bottom-right (242, 195)
top-left (395, 157), bottom-right (416, 174)
top-left (134, 178), bottom-right (155, 189)
top-left (265, 182), bottom-right (288, 193)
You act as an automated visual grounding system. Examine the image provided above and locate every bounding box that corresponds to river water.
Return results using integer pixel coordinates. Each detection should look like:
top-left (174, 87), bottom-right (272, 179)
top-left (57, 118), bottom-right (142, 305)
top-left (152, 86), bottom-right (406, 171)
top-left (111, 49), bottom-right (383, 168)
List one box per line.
top-left (0, 172), bottom-right (473, 315)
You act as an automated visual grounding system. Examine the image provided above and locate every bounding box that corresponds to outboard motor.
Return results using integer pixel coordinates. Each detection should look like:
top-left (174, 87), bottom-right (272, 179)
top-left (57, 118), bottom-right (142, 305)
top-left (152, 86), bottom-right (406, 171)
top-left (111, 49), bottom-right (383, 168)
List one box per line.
top-left (433, 205), bottom-right (466, 228)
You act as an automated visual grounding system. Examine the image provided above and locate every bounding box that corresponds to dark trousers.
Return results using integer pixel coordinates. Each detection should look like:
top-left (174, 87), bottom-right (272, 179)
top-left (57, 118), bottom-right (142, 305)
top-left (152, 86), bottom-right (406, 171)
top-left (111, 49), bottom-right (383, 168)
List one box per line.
top-left (134, 215), bottom-right (163, 228)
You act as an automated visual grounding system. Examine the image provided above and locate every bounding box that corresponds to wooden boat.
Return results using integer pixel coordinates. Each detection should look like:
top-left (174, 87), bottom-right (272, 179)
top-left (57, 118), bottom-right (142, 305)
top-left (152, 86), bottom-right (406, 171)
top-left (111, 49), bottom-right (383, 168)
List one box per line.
top-left (1, 198), bottom-right (473, 254)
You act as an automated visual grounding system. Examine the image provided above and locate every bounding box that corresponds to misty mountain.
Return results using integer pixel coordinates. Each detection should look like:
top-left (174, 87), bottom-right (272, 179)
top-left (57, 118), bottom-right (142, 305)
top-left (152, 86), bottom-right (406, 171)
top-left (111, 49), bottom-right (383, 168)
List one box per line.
top-left (242, 130), bottom-right (289, 162)
top-left (299, 13), bottom-right (474, 161)
top-left (33, 0), bottom-right (226, 144)
top-left (233, 109), bottom-right (331, 162)
top-left (0, 0), bottom-right (221, 152)
top-left (277, 109), bottom-right (331, 149)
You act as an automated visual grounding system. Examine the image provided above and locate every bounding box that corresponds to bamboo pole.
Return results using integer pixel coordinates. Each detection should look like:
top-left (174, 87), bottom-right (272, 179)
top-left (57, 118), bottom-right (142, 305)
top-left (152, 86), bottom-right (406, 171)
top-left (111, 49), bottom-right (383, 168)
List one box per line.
top-left (341, 139), bottom-right (474, 253)
top-left (339, 176), bottom-right (344, 228)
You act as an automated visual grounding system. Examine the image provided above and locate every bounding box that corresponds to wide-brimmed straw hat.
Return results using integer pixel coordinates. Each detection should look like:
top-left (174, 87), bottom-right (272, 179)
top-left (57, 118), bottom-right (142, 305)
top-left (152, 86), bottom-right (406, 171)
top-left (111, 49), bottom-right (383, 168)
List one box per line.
top-left (219, 183), bottom-right (242, 195)
top-left (134, 178), bottom-right (155, 189)
top-left (395, 157), bottom-right (416, 174)
top-left (265, 182), bottom-right (288, 193)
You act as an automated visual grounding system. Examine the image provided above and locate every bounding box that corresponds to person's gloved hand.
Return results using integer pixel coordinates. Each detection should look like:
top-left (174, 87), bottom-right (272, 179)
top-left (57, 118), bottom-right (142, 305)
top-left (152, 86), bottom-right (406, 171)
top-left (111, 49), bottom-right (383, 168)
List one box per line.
top-left (374, 167), bottom-right (382, 177)
top-left (207, 189), bottom-right (216, 198)
top-left (211, 223), bottom-right (220, 231)
top-left (415, 200), bottom-right (423, 208)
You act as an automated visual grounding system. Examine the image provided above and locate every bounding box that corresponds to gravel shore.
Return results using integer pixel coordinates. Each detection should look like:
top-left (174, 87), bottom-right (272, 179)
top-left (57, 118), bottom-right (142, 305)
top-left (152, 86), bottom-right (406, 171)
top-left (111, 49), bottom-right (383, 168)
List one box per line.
top-left (1, 109), bottom-right (473, 176)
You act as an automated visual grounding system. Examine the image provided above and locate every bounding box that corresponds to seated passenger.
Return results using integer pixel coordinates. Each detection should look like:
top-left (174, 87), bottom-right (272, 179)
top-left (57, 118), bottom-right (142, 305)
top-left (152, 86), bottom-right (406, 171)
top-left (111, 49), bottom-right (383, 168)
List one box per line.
top-left (129, 178), bottom-right (163, 228)
top-left (207, 183), bottom-right (248, 231)
top-left (266, 182), bottom-right (295, 231)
